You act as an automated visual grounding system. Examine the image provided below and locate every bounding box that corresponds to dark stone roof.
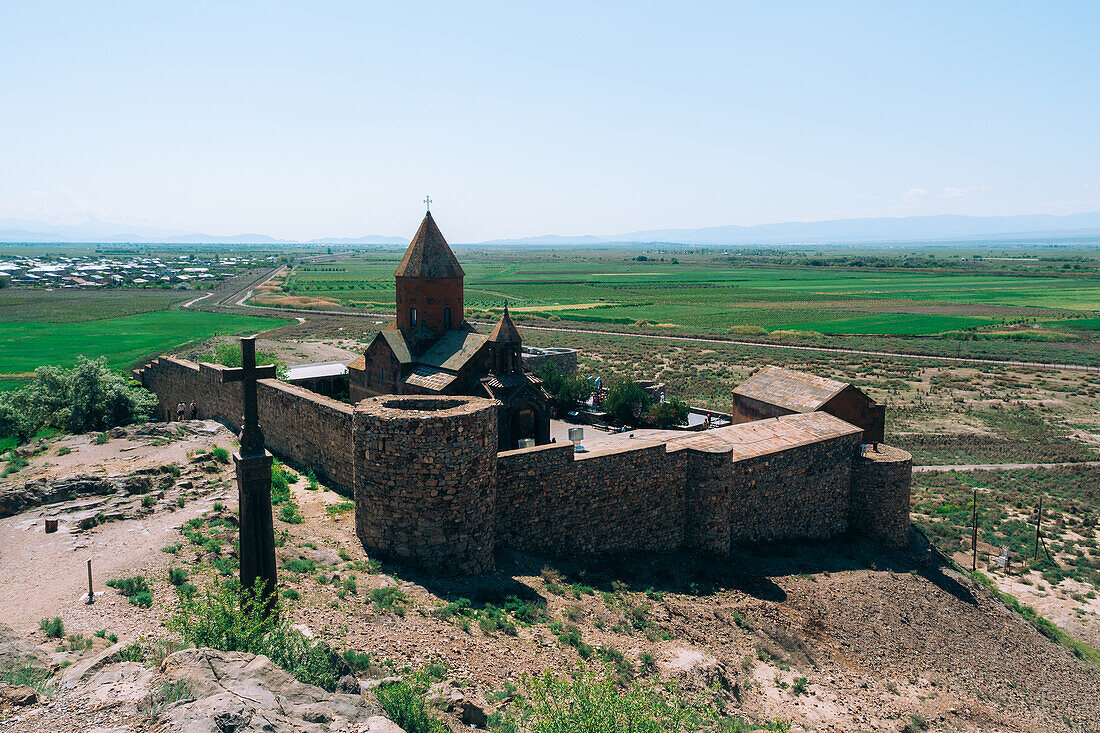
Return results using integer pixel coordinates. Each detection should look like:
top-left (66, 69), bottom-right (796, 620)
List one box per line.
top-left (394, 212), bottom-right (464, 279)
top-left (488, 305), bottom-right (522, 343)
top-left (418, 330), bottom-right (488, 371)
top-left (732, 366), bottom-right (850, 413)
top-left (379, 329), bottom-right (415, 364)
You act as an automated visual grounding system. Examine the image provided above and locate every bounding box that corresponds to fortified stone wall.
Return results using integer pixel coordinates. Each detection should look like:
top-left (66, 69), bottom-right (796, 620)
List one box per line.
top-left (354, 395), bottom-right (498, 576)
top-left (496, 429), bottom-right (863, 561)
top-left (850, 444), bottom-right (913, 549)
top-left (521, 347), bottom-right (579, 375)
top-left (134, 358), bottom-right (355, 492)
top-left (136, 359), bottom-right (912, 574)
top-left (720, 434), bottom-right (860, 544)
top-left (495, 441), bottom-right (687, 557)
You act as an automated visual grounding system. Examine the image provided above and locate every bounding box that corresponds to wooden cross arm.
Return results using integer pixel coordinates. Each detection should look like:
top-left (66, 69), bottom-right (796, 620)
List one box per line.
top-left (221, 365), bottom-right (278, 383)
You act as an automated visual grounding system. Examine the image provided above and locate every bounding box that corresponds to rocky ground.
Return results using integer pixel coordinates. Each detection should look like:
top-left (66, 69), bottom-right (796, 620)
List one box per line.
top-left (1, 423), bottom-right (1099, 732)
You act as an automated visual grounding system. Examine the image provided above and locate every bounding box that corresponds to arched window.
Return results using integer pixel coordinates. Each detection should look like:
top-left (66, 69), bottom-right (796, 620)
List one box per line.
top-left (410, 307), bottom-right (417, 325)
top-left (444, 306), bottom-right (451, 328)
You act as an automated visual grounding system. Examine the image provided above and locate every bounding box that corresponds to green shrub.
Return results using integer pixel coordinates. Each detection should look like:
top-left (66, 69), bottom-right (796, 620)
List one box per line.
top-left (107, 576), bottom-right (152, 606)
top-left (210, 447), bottom-right (230, 464)
top-left (118, 642), bottom-right (145, 662)
top-left (141, 494), bottom-right (156, 508)
top-left (325, 501), bottom-right (355, 516)
top-left (0, 357), bottom-right (157, 443)
top-left (791, 677), bottom-right (809, 695)
top-left (369, 586), bottom-right (408, 615)
top-left (284, 558), bottom-right (317, 574)
top-left (0, 661), bottom-right (54, 695)
top-left (39, 617), bottom-right (64, 638)
top-left (341, 649), bottom-right (373, 673)
top-left (376, 672), bottom-right (448, 733)
top-left (279, 501), bottom-right (304, 524)
top-left (212, 501), bottom-right (224, 512)
top-left (535, 362), bottom-right (595, 412)
top-left (604, 379), bottom-right (652, 426)
top-left (282, 588), bottom-right (300, 600)
top-left (306, 469), bottom-right (319, 491)
top-left (2, 454), bottom-right (28, 477)
top-left (168, 567), bottom-right (188, 586)
top-left (522, 665), bottom-right (701, 732)
top-left (167, 580), bottom-right (344, 691)
top-left (94, 432), bottom-right (109, 444)
top-left (56, 445), bottom-right (71, 456)
top-left (271, 459), bottom-right (292, 504)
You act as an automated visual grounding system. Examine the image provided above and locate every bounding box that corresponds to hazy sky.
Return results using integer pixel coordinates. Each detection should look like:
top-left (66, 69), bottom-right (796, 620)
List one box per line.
top-left (2, 2), bottom-right (1098, 241)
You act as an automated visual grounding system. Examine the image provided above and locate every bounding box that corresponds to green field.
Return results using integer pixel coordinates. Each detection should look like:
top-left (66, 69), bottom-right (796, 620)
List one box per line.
top-left (281, 256), bottom-right (1100, 338)
top-left (0, 310), bottom-right (291, 384)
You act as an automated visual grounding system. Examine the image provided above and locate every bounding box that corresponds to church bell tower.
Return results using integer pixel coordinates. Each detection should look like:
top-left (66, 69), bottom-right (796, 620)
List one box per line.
top-left (394, 210), bottom-right (465, 338)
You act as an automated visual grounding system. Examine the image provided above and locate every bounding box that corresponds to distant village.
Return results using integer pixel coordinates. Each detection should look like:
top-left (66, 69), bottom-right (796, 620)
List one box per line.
top-left (0, 253), bottom-right (270, 289)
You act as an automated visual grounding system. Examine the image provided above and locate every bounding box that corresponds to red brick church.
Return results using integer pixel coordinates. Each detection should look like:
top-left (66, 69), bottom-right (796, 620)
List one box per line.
top-left (348, 211), bottom-right (551, 450)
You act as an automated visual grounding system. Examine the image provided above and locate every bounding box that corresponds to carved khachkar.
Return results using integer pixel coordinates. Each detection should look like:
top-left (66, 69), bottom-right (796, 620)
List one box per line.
top-left (221, 336), bottom-right (278, 607)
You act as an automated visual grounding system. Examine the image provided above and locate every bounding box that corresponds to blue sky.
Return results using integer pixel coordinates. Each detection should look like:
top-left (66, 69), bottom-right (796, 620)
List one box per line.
top-left (1, 2), bottom-right (1098, 241)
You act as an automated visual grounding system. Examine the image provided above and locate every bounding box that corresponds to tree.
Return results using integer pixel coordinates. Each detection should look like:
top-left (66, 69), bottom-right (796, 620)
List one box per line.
top-left (213, 342), bottom-right (288, 380)
top-left (646, 397), bottom-right (689, 428)
top-left (604, 379), bottom-right (652, 426)
top-left (534, 363), bottom-right (593, 412)
top-left (0, 357), bottom-right (157, 442)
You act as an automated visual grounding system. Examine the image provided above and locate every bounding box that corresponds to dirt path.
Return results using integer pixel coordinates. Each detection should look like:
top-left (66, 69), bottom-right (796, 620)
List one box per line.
top-left (0, 424), bottom-right (235, 637)
top-left (914, 460), bottom-right (1100, 472)
top-left (180, 292), bottom-right (212, 308)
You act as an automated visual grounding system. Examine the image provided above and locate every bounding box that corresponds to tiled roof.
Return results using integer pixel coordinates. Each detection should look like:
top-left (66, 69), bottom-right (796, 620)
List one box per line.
top-left (488, 305), bottom-right (522, 343)
top-left (667, 411), bottom-right (861, 459)
top-left (732, 366), bottom-right (849, 413)
top-left (404, 365), bottom-right (457, 392)
top-left (394, 212), bottom-right (464, 279)
top-left (347, 354), bottom-right (366, 371)
top-left (419, 330), bottom-right (488, 371)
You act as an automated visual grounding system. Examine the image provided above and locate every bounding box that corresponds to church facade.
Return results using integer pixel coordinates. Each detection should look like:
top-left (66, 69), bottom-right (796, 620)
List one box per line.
top-left (347, 211), bottom-right (551, 450)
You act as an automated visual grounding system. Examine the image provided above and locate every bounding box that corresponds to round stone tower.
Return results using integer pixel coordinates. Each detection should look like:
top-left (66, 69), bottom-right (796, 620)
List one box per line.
top-left (849, 444), bottom-right (912, 549)
top-left (353, 395), bottom-right (499, 575)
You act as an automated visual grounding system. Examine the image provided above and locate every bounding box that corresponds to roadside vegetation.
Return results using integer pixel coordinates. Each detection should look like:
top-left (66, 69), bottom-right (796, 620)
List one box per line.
top-left (0, 357), bottom-right (156, 443)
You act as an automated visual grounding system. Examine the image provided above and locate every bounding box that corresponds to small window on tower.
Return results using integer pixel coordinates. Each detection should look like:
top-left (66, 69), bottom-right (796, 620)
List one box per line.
top-left (410, 308), bottom-right (417, 325)
top-left (444, 307), bottom-right (451, 328)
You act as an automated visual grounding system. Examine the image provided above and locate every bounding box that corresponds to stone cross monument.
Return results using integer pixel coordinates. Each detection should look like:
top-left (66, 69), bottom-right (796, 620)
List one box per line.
top-left (221, 336), bottom-right (278, 606)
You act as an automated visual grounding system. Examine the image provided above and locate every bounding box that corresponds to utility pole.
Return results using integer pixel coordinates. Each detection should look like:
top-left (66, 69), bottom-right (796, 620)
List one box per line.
top-left (971, 488), bottom-right (978, 573)
top-left (1034, 494), bottom-right (1043, 561)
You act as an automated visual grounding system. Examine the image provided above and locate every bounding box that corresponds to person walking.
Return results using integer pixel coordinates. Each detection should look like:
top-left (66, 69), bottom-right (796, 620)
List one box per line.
top-left (189, 401), bottom-right (197, 420)
top-left (176, 402), bottom-right (186, 421)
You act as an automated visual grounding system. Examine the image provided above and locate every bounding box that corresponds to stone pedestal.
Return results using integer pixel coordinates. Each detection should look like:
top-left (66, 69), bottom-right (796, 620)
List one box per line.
top-left (235, 451), bottom-right (277, 602)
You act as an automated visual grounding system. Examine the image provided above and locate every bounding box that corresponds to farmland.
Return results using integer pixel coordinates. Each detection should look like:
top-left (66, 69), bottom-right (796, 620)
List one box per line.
top-left (267, 245), bottom-right (1100, 366)
top-left (0, 287), bottom-right (290, 388)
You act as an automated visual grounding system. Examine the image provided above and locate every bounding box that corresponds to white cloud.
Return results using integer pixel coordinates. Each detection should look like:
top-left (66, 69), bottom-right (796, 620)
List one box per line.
top-left (942, 185), bottom-right (992, 200)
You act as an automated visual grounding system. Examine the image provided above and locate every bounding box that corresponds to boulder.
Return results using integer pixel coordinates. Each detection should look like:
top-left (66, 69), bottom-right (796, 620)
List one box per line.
top-left (362, 716), bottom-right (406, 733)
top-left (159, 648), bottom-right (384, 732)
top-left (0, 683), bottom-right (38, 706)
top-left (0, 623), bottom-right (53, 678)
top-left (1, 475), bottom-right (116, 516)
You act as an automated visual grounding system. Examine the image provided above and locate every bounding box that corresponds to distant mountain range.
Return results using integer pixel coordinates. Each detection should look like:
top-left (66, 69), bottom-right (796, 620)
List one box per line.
top-left (2, 211), bottom-right (1099, 247)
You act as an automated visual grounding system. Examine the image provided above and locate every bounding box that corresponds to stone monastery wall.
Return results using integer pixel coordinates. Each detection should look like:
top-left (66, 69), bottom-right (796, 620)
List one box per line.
top-left (135, 360), bottom-right (912, 576)
top-left (136, 358), bottom-right (355, 491)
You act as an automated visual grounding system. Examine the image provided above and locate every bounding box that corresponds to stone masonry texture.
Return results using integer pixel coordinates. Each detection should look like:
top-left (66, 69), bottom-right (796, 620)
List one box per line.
top-left (135, 357), bottom-right (912, 575)
top-left (354, 395), bottom-right (498, 576)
